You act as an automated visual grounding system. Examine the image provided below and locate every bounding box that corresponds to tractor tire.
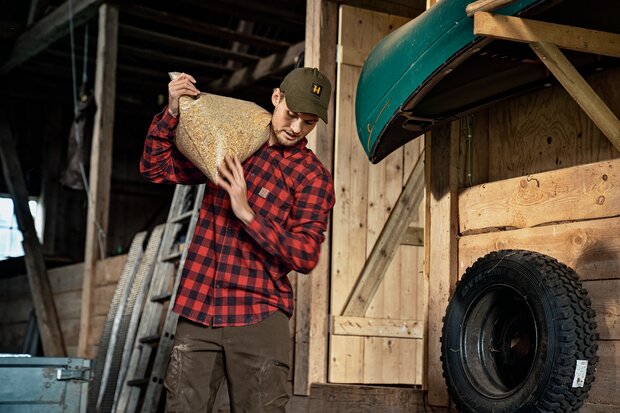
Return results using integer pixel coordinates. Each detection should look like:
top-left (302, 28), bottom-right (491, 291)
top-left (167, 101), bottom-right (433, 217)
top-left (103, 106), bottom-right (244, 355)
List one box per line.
top-left (441, 249), bottom-right (598, 413)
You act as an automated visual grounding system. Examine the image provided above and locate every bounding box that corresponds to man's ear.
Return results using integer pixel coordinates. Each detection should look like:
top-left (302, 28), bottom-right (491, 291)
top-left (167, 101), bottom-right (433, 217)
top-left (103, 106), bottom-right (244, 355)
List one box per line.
top-left (271, 88), bottom-right (282, 107)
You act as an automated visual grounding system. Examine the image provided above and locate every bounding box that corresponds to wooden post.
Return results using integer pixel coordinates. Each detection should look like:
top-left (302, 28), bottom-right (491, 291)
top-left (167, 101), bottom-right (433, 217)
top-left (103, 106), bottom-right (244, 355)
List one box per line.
top-left (0, 113), bottom-right (66, 357)
top-left (293, 0), bottom-right (338, 396)
top-left (78, 3), bottom-right (118, 358)
top-left (426, 121), bottom-right (459, 406)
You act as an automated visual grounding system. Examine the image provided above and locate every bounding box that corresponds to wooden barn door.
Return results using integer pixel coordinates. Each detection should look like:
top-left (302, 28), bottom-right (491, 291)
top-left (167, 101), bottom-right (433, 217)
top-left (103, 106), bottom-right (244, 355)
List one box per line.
top-left (329, 5), bottom-right (426, 385)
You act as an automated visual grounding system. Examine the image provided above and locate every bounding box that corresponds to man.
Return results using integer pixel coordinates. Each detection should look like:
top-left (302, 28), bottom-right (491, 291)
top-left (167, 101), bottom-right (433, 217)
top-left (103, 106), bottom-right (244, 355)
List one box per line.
top-left (140, 67), bottom-right (335, 412)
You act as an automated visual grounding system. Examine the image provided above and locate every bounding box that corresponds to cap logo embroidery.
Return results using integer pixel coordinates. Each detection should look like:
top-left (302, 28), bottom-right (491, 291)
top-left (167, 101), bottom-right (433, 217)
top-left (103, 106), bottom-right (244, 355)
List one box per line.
top-left (311, 83), bottom-right (322, 97)
top-left (258, 187), bottom-right (270, 198)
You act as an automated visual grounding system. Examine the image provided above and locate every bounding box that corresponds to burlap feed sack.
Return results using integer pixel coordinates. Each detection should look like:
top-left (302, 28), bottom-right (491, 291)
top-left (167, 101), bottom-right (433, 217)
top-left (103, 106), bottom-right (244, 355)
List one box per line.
top-left (169, 73), bottom-right (272, 183)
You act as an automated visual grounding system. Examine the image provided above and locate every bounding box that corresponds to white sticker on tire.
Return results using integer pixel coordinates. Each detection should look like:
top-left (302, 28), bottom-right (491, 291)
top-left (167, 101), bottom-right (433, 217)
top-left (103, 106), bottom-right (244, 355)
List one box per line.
top-left (572, 360), bottom-right (588, 387)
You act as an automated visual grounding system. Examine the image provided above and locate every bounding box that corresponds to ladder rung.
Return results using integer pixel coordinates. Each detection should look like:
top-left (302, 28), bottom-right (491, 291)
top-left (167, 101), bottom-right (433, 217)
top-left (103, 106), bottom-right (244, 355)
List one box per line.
top-left (139, 335), bottom-right (161, 344)
top-left (170, 210), bottom-right (194, 223)
top-left (126, 378), bottom-right (149, 387)
top-left (151, 292), bottom-right (172, 303)
top-left (160, 250), bottom-right (183, 262)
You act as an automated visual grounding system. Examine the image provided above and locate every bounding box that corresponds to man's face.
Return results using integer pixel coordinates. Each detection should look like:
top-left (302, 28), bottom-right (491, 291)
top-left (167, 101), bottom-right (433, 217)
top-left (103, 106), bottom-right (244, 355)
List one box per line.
top-left (269, 89), bottom-right (319, 147)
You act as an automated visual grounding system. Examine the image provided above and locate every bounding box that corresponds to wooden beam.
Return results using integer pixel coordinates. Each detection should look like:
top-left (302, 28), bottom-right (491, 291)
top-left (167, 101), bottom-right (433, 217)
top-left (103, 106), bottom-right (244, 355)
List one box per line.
top-left (0, 0), bottom-right (102, 74)
top-left (474, 12), bottom-right (620, 58)
top-left (0, 113), bottom-right (66, 357)
top-left (330, 0), bottom-right (424, 19)
top-left (209, 41), bottom-right (304, 94)
top-left (426, 122), bottom-right (459, 407)
top-left (78, 3), bottom-right (118, 358)
top-left (121, 5), bottom-right (290, 52)
top-left (293, 0), bottom-right (338, 396)
top-left (466, 0), bottom-right (516, 17)
top-left (401, 226), bottom-right (424, 246)
top-left (341, 152), bottom-right (425, 317)
top-left (530, 41), bottom-right (620, 153)
top-left (332, 316), bottom-right (424, 339)
top-left (118, 44), bottom-right (234, 75)
top-left (119, 25), bottom-right (260, 64)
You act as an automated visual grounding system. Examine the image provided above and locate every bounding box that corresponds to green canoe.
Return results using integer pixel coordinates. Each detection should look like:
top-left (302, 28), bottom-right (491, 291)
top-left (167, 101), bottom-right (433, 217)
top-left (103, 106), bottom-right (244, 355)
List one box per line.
top-left (355, 0), bottom-right (619, 163)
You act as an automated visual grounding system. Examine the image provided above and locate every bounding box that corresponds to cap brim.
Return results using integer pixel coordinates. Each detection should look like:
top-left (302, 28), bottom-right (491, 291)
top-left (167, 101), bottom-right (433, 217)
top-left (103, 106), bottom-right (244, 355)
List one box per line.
top-left (285, 93), bottom-right (328, 123)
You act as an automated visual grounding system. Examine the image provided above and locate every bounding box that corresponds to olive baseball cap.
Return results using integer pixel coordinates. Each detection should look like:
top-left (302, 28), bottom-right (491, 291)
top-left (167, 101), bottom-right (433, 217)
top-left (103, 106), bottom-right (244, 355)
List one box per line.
top-left (279, 67), bottom-right (332, 123)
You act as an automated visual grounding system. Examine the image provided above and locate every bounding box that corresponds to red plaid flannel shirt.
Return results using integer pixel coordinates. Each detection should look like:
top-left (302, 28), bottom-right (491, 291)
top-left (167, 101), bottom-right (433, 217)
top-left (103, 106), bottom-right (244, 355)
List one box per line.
top-left (140, 109), bottom-right (335, 326)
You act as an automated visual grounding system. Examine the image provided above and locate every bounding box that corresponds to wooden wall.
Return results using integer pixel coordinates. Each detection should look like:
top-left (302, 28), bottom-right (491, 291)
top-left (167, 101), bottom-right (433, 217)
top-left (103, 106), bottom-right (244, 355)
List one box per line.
top-left (329, 5), bottom-right (426, 385)
top-left (456, 67), bottom-right (620, 411)
top-left (0, 254), bottom-right (126, 356)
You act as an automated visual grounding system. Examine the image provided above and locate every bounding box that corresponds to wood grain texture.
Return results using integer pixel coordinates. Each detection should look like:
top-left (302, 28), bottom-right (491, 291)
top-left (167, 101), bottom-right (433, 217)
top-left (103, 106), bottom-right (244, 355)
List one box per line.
top-left (294, 0), bottom-right (338, 395)
top-left (458, 216), bottom-right (620, 281)
top-left (459, 158), bottom-right (620, 233)
top-left (486, 68), bottom-right (620, 183)
top-left (329, 4), bottom-right (417, 385)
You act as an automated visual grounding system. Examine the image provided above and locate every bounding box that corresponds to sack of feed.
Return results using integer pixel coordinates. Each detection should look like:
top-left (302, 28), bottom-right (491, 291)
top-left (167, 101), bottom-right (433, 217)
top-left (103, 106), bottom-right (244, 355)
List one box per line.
top-left (169, 72), bottom-right (272, 183)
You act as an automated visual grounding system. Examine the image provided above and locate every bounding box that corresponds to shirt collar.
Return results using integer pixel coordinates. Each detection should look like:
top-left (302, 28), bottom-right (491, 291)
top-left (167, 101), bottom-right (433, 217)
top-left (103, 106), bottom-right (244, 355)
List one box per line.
top-left (268, 137), bottom-right (308, 158)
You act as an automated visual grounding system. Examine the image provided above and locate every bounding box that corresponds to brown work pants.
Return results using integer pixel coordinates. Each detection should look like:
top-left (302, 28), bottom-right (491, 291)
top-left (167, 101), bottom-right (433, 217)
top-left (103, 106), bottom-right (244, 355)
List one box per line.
top-left (164, 311), bottom-right (290, 413)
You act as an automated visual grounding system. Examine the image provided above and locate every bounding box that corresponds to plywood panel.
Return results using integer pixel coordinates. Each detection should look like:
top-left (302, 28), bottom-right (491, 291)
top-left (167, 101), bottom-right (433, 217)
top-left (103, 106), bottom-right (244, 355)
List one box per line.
top-left (329, 4), bottom-right (417, 385)
top-left (458, 216), bottom-right (620, 281)
top-left (460, 159), bottom-right (620, 233)
top-left (487, 67), bottom-right (620, 183)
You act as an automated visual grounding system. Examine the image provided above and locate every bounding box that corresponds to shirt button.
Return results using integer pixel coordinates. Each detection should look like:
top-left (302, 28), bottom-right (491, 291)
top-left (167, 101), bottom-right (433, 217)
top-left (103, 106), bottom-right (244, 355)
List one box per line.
top-left (215, 283), bottom-right (221, 288)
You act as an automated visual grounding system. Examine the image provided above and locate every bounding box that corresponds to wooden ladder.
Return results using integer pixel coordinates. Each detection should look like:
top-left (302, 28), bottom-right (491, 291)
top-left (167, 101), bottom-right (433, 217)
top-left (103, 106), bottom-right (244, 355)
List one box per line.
top-left (114, 184), bottom-right (205, 413)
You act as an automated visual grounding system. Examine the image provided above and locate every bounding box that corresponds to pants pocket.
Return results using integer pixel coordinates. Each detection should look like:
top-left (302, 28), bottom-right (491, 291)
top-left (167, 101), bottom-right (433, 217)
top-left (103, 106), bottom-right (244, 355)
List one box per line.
top-left (258, 359), bottom-right (290, 411)
top-left (164, 345), bottom-right (182, 397)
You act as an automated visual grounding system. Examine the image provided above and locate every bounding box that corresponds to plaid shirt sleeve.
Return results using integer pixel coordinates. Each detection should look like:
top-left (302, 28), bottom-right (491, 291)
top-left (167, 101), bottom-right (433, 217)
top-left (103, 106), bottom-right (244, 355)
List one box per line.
top-left (243, 166), bottom-right (335, 275)
top-left (140, 108), bottom-right (206, 184)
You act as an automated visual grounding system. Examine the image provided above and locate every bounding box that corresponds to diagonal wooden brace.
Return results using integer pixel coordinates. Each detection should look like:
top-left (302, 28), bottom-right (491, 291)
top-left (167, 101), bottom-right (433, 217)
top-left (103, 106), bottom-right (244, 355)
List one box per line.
top-left (342, 151), bottom-right (425, 317)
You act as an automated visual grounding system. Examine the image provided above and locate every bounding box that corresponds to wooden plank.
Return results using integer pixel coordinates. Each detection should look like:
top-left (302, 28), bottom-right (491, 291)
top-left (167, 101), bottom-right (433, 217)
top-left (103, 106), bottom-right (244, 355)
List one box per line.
top-left (426, 122), bottom-right (459, 406)
top-left (530, 41), bottom-right (620, 153)
top-left (208, 41), bottom-right (304, 93)
top-left (120, 5), bottom-right (289, 51)
top-left (328, 4), bottom-right (371, 385)
top-left (466, 0), bottom-right (516, 17)
top-left (582, 402), bottom-right (620, 413)
top-left (0, 0), bottom-right (102, 74)
top-left (584, 280), bottom-right (620, 340)
top-left (329, 4), bottom-right (415, 386)
top-left (458, 216), bottom-right (620, 282)
top-left (78, 3), bottom-right (118, 359)
top-left (474, 12), bottom-right (620, 58)
top-left (337, 45), bottom-right (367, 67)
top-left (293, 0), bottom-right (338, 396)
top-left (334, 0), bottom-right (424, 19)
top-left (119, 25), bottom-right (259, 64)
top-left (587, 340), bottom-right (620, 407)
top-left (402, 137), bottom-right (426, 385)
top-left (459, 159), bottom-right (620, 233)
top-left (401, 227), bottom-right (424, 246)
top-left (342, 154), bottom-right (424, 316)
top-left (0, 114), bottom-right (66, 357)
top-left (332, 316), bottom-right (423, 339)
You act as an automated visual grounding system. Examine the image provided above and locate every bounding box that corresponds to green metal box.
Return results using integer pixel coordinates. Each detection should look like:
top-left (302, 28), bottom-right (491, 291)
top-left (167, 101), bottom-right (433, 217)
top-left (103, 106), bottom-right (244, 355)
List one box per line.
top-left (0, 356), bottom-right (91, 412)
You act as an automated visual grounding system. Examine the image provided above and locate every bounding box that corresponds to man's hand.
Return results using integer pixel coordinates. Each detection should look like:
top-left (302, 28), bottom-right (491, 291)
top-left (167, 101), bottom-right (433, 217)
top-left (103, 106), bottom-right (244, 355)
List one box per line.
top-left (216, 155), bottom-right (255, 225)
top-left (168, 73), bottom-right (199, 117)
